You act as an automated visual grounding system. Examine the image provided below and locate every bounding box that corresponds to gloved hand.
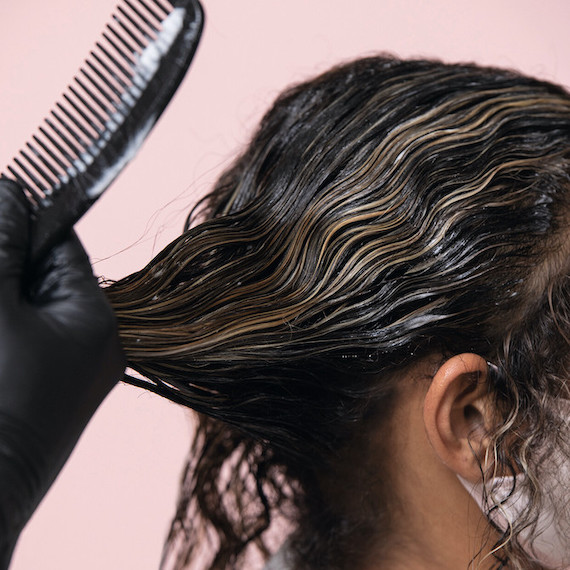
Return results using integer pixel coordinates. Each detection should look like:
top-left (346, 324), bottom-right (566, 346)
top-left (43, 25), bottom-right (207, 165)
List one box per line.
top-left (0, 179), bottom-right (125, 568)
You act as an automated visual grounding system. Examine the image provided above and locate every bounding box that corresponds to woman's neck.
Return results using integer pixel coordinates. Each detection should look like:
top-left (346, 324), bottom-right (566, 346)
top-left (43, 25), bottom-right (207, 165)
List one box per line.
top-left (359, 370), bottom-right (503, 570)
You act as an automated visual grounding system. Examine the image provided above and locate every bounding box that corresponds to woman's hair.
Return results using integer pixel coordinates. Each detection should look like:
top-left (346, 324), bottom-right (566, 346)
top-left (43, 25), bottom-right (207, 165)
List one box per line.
top-left (106, 56), bottom-right (570, 569)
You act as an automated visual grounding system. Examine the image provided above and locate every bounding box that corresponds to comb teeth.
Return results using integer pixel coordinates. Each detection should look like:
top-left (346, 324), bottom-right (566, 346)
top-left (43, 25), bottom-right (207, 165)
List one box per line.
top-left (4, 0), bottom-right (181, 208)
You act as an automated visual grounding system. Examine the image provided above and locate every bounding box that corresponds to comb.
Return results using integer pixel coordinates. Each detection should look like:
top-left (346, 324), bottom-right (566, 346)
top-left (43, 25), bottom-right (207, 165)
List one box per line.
top-left (2, 0), bottom-right (204, 263)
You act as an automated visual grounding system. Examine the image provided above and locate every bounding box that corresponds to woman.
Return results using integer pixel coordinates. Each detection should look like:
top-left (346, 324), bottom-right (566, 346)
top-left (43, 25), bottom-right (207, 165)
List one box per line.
top-left (106, 56), bottom-right (570, 569)
top-left (3, 56), bottom-right (570, 569)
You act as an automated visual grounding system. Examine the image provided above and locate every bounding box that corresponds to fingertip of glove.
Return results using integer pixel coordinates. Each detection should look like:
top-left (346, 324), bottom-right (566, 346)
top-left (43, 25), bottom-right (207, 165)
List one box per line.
top-left (36, 230), bottom-right (94, 284)
top-left (0, 179), bottom-right (30, 280)
top-left (0, 177), bottom-right (30, 217)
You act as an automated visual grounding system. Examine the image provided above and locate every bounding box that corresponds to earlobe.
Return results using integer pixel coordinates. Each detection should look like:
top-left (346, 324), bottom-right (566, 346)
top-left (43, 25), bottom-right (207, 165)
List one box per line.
top-left (423, 354), bottom-right (494, 483)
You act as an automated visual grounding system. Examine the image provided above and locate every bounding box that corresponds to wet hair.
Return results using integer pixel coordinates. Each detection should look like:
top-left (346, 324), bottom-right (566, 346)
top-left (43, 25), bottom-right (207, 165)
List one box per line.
top-left (106, 56), bottom-right (570, 569)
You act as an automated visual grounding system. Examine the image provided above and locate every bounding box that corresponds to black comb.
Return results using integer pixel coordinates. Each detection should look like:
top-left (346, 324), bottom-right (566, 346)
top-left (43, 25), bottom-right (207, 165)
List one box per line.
top-left (3, 0), bottom-right (204, 262)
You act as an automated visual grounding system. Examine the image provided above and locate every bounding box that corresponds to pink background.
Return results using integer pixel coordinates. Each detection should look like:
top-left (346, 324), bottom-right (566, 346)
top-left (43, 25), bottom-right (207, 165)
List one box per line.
top-left (1, 1), bottom-right (569, 568)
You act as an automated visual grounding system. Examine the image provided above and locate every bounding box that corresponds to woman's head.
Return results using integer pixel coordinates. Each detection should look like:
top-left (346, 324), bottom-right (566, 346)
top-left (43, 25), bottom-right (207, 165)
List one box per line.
top-left (107, 57), bottom-right (570, 569)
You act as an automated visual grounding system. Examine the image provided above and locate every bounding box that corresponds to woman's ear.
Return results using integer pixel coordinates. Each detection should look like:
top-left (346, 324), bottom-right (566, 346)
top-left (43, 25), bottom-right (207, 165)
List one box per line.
top-left (423, 354), bottom-right (495, 483)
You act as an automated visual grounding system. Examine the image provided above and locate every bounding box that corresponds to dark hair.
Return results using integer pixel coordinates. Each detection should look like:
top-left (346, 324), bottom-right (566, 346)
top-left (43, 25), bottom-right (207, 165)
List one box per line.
top-left (106, 56), bottom-right (570, 569)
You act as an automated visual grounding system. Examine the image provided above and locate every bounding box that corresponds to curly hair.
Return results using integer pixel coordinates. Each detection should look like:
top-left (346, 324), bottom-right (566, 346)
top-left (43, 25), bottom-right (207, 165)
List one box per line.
top-left (105, 56), bottom-right (570, 569)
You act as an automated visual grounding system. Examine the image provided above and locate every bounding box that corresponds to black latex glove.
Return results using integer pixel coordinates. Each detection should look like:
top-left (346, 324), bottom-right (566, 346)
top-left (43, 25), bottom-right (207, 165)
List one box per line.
top-left (0, 180), bottom-right (125, 568)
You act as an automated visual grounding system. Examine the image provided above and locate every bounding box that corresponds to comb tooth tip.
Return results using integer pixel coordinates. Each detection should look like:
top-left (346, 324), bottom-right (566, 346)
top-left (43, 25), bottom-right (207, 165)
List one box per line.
top-left (65, 164), bottom-right (77, 179)
top-left (82, 152), bottom-right (95, 167)
top-left (98, 128), bottom-right (113, 146)
top-left (120, 91), bottom-right (136, 108)
top-left (132, 74), bottom-right (148, 91)
top-left (72, 158), bottom-right (87, 173)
